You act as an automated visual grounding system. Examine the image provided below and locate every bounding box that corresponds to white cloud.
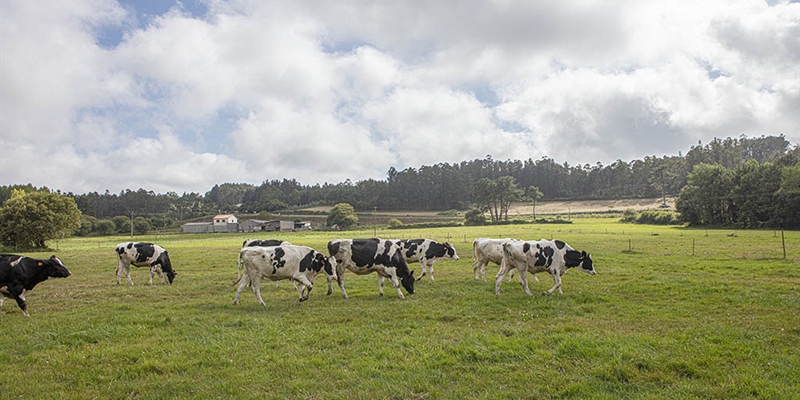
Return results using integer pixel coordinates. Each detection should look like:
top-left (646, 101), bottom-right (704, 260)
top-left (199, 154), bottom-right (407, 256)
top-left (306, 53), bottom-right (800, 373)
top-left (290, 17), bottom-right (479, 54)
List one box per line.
top-left (1, 0), bottom-right (798, 194)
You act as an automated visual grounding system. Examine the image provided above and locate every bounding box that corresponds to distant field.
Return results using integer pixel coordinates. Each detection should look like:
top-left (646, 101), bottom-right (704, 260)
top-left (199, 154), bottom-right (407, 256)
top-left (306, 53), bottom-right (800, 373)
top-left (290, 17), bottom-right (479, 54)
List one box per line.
top-left (1, 219), bottom-right (798, 399)
top-left (304, 198), bottom-right (674, 216)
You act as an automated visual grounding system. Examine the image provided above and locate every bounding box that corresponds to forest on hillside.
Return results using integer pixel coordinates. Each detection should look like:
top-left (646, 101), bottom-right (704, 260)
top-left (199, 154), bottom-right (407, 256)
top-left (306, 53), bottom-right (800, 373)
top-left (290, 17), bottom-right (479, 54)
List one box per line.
top-left (1, 135), bottom-right (798, 229)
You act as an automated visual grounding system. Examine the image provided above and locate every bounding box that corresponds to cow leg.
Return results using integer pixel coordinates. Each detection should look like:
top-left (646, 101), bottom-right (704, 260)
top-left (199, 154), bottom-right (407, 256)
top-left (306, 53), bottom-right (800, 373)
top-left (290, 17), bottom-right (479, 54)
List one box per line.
top-left (416, 260), bottom-right (428, 281)
top-left (494, 261), bottom-right (515, 296)
top-left (472, 260), bottom-right (482, 280)
top-left (0, 286), bottom-right (8, 308)
top-left (328, 264), bottom-right (348, 299)
top-left (4, 285), bottom-right (28, 317)
top-left (250, 275), bottom-right (266, 306)
top-left (426, 260), bottom-right (436, 282)
top-left (377, 275), bottom-right (385, 297)
top-left (543, 271), bottom-right (562, 296)
top-left (294, 275), bottom-right (315, 302)
top-left (518, 266), bottom-right (533, 296)
top-left (117, 261), bottom-right (134, 285)
top-left (233, 274), bottom-right (251, 305)
top-left (387, 272), bottom-right (405, 299)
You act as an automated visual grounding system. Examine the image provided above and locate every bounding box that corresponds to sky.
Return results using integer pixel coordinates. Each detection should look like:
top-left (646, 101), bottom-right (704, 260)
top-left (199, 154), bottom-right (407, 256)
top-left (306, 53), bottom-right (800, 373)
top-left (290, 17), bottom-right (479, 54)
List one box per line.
top-left (1, 0), bottom-right (798, 195)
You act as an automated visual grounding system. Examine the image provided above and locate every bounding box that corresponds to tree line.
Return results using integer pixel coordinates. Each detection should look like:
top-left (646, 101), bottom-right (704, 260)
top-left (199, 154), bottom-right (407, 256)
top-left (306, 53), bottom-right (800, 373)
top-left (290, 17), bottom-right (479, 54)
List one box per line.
top-left (1, 134), bottom-right (798, 241)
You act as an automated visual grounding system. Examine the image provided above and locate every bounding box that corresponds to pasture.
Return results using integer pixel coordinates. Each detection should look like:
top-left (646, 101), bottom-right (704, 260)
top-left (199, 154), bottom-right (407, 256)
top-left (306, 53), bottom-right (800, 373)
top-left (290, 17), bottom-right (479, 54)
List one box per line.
top-left (1, 218), bottom-right (798, 399)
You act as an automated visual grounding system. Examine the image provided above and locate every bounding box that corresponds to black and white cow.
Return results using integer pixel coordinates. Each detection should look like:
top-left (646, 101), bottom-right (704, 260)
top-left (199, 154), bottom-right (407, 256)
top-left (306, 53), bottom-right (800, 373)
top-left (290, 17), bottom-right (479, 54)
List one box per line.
top-left (233, 244), bottom-right (337, 304)
top-left (472, 237), bottom-right (521, 282)
top-left (327, 238), bottom-right (415, 299)
top-left (238, 239), bottom-right (289, 280)
top-left (394, 239), bottom-right (458, 282)
top-left (496, 239), bottom-right (595, 296)
top-left (115, 242), bottom-right (176, 286)
top-left (242, 239), bottom-right (286, 248)
top-left (0, 254), bottom-right (71, 317)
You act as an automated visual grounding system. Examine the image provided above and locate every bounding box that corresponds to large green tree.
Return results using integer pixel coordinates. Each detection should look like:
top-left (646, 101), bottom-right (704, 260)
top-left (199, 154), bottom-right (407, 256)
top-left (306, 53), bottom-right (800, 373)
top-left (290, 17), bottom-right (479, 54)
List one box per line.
top-left (475, 176), bottom-right (523, 221)
top-left (676, 164), bottom-right (734, 226)
top-left (326, 203), bottom-right (358, 229)
top-left (0, 190), bottom-right (81, 248)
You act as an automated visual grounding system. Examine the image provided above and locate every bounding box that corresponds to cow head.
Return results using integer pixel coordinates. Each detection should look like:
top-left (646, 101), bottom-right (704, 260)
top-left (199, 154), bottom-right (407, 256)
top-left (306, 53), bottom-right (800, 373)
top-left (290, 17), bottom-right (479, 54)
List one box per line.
top-left (315, 252), bottom-right (338, 282)
top-left (444, 242), bottom-right (459, 260)
top-left (565, 250), bottom-right (595, 275)
top-left (158, 251), bottom-right (177, 284)
top-left (43, 256), bottom-right (71, 278)
top-left (400, 270), bottom-right (415, 294)
top-left (580, 252), bottom-right (595, 275)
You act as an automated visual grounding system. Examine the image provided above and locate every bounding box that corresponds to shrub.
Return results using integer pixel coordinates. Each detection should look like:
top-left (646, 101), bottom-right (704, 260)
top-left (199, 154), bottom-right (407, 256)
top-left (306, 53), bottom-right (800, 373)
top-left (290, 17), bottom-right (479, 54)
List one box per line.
top-left (94, 219), bottom-right (116, 236)
top-left (621, 209), bottom-right (638, 223)
top-left (387, 218), bottom-right (403, 228)
top-left (621, 209), bottom-right (681, 225)
top-left (464, 209), bottom-right (486, 225)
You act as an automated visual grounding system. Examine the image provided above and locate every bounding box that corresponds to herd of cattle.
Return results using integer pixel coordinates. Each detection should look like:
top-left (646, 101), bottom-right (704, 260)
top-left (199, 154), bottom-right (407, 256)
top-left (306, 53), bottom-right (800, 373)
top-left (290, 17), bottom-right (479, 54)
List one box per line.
top-left (0, 237), bottom-right (595, 316)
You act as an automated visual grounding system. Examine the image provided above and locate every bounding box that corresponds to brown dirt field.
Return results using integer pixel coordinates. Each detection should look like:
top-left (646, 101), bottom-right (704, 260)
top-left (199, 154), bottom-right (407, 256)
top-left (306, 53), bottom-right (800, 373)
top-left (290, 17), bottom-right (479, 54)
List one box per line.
top-left (301, 197), bottom-right (675, 218)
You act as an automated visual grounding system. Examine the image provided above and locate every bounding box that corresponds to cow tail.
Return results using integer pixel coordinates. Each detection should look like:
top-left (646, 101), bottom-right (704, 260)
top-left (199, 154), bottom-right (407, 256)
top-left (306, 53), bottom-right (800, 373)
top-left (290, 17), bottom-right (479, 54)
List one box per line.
top-left (234, 251), bottom-right (244, 285)
top-left (471, 240), bottom-right (477, 261)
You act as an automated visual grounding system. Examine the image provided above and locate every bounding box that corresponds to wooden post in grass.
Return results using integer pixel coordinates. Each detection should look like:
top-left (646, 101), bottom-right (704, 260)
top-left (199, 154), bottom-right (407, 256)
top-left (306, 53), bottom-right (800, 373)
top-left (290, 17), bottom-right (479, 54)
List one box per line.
top-left (781, 228), bottom-right (786, 259)
top-left (692, 239), bottom-right (695, 256)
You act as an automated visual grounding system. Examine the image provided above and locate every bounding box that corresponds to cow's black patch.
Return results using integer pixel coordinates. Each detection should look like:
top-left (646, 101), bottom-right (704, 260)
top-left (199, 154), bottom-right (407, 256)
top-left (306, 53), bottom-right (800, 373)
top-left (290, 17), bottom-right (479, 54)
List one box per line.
top-left (404, 241), bottom-right (420, 259)
top-left (425, 242), bottom-right (446, 259)
top-left (555, 240), bottom-right (566, 250)
top-left (564, 250), bottom-right (582, 268)
top-left (534, 246), bottom-right (554, 267)
top-left (523, 242), bottom-right (531, 253)
top-left (272, 247), bottom-right (287, 273)
top-left (351, 239), bottom-right (380, 268)
top-left (245, 239), bottom-right (283, 247)
top-left (327, 242), bottom-right (340, 259)
top-left (298, 250), bottom-right (315, 272)
top-left (133, 243), bottom-right (156, 263)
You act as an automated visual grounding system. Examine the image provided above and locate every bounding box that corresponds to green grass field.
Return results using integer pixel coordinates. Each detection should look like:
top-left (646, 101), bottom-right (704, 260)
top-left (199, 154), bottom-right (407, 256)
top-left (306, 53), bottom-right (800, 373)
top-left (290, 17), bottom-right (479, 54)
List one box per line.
top-left (1, 218), bottom-right (798, 399)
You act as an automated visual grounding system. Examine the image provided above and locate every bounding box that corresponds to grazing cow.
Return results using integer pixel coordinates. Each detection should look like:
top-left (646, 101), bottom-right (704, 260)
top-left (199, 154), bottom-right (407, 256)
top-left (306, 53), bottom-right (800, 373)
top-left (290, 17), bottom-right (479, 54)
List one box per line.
top-left (496, 239), bottom-right (595, 296)
top-left (242, 239), bottom-right (286, 248)
top-left (238, 239), bottom-right (289, 280)
top-left (471, 238), bottom-right (521, 282)
top-left (327, 238), bottom-right (415, 299)
top-left (115, 242), bottom-right (176, 286)
top-left (394, 239), bottom-right (459, 282)
top-left (0, 254), bottom-right (71, 317)
top-left (233, 244), bottom-right (337, 304)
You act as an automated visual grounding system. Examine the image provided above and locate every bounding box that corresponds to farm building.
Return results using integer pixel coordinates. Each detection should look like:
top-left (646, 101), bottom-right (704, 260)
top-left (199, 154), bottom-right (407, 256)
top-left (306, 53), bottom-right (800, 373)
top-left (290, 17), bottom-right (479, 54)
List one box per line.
top-left (181, 222), bottom-right (215, 233)
top-left (239, 219), bottom-right (269, 233)
top-left (183, 218), bottom-right (311, 234)
top-left (181, 214), bottom-right (240, 233)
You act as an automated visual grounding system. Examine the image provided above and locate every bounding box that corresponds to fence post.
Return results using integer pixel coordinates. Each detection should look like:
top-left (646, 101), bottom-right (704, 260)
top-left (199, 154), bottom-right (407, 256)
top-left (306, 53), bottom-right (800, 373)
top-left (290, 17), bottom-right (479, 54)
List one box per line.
top-left (692, 238), bottom-right (695, 256)
top-left (782, 228), bottom-right (786, 259)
